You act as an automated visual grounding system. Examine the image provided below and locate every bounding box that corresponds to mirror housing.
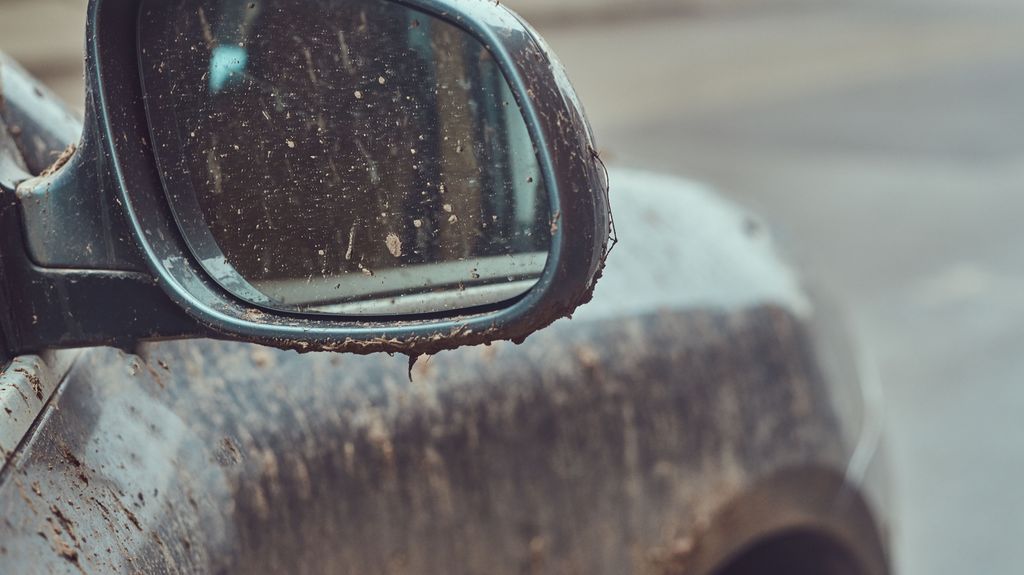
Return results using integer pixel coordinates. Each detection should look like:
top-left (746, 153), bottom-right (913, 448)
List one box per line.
top-left (0, 0), bottom-right (611, 357)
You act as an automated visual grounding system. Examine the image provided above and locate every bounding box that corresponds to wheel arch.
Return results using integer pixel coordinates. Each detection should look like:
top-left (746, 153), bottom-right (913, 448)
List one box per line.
top-left (686, 466), bottom-right (890, 575)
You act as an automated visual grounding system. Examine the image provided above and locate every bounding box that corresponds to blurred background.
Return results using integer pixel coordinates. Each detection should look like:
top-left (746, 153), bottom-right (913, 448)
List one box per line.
top-left (4, 0), bottom-right (1024, 572)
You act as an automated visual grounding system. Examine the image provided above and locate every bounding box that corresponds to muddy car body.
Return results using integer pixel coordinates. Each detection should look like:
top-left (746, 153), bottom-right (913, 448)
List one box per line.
top-left (0, 0), bottom-right (890, 573)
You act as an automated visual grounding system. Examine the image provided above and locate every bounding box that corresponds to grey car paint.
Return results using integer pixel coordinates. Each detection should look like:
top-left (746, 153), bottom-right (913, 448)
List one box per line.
top-left (0, 162), bottom-right (889, 573)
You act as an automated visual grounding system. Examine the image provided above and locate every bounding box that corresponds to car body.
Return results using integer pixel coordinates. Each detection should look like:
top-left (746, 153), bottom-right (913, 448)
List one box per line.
top-left (0, 6), bottom-right (890, 574)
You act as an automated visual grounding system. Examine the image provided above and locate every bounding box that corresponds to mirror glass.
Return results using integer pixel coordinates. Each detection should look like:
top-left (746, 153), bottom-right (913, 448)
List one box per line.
top-left (138, 0), bottom-right (552, 316)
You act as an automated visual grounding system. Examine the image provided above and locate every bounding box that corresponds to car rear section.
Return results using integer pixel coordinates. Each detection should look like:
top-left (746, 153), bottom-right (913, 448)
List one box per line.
top-left (0, 53), bottom-right (889, 574)
top-left (0, 182), bottom-right (890, 575)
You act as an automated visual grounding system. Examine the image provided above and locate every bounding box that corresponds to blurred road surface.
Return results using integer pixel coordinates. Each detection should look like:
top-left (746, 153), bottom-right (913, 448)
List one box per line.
top-left (4, 0), bottom-right (1024, 573)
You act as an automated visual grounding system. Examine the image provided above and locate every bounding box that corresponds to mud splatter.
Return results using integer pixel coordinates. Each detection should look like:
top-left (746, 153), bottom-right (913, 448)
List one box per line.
top-left (385, 233), bottom-right (402, 258)
top-left (37, 144), bottom-right (76, 178)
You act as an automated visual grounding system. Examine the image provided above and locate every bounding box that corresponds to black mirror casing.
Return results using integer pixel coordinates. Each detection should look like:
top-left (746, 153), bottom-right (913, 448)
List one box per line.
top-left (1, 0), bottom-right (611, 356)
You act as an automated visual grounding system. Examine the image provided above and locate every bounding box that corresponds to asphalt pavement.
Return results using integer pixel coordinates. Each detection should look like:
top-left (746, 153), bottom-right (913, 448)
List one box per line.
top-left (4, 0), bottom-right (1024, 573)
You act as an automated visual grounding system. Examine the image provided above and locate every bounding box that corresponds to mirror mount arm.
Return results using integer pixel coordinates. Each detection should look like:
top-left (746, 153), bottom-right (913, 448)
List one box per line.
top-left (0, 58), bottom-right (184, 355)
top-left (0, 208), bottom-right (205, 356)
top-left (5, 58), bottom-right (150, 273)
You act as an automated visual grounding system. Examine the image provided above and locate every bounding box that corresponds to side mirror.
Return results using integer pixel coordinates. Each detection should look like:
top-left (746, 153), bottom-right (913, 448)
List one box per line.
top-left (0, 0), bottom-right (611, 356)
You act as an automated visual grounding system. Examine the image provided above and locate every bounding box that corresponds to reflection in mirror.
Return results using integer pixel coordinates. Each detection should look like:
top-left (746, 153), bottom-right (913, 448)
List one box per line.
top-left (139, 0), bottom-right (552, 316)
